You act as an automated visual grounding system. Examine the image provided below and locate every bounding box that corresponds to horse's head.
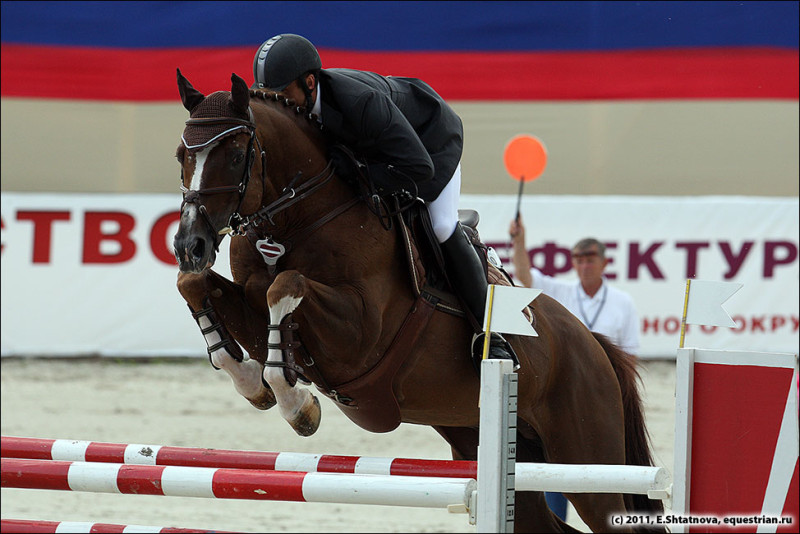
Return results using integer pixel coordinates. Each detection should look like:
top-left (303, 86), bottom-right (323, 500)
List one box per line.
top-left (173, 69), bottom-right (258, 273)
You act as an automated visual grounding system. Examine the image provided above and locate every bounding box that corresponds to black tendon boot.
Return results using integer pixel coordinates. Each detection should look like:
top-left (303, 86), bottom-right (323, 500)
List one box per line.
top-left (440, 224), bottom-right (519, 369)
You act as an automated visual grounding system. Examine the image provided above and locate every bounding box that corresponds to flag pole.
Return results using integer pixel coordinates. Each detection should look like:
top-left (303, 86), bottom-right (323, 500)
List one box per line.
top-left (482, 284), bottom-right (496, 361)
top-left (679, 279), bottom-right (691, 349)
top-left (514, 177), bottom-right (525, 221)
top-left (478, 284), bottom-right (497, 408)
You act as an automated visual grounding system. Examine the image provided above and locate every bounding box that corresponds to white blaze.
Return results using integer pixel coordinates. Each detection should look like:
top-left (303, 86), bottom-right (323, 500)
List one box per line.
top-left (189, 145), bottom-right (213, 191)
top-left (182, 144), bottom-right (215, 228)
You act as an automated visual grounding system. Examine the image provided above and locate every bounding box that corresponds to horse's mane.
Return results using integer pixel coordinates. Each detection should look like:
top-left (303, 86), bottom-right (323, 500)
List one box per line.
top-left (248, 89), bottom-right (323, 133)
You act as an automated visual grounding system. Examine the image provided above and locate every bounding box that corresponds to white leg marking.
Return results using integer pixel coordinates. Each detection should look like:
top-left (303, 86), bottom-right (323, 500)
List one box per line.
top-left (264, 295), bottom-right (311, 421)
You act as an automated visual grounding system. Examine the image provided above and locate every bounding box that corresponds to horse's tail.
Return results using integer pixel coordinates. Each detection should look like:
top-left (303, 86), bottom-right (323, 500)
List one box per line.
top-left (593, 333), bottom-right (666, 518)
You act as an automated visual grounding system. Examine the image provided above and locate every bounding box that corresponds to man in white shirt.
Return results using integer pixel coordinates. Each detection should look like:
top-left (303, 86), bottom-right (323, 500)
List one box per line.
top-left (508, 217), bottom-right (640, 354)
top-left (508, 216), bottom-right (641, 520)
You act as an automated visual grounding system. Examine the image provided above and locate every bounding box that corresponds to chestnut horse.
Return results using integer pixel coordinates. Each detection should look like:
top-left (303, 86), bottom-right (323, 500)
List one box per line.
top-left (172, 70), bottom-right (664, 533)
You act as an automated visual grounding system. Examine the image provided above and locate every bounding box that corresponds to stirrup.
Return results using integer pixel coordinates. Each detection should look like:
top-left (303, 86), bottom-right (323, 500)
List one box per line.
top-left (470, 332), bottom-right (520, 374)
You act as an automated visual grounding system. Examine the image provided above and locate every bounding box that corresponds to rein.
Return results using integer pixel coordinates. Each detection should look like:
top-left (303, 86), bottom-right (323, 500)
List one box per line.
top-left (236, 160), bottom-right (337, 232)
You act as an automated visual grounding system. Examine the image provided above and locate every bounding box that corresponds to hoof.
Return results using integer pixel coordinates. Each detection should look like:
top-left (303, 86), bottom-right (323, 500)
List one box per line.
top-left (247, 389), bottom-right (277, 411)
top-left (291, 394), bottom-right (321, 437)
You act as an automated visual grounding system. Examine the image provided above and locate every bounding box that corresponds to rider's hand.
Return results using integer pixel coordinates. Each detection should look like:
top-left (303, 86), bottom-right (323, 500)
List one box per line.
top-left (328, 145), bottom-right (363, 179)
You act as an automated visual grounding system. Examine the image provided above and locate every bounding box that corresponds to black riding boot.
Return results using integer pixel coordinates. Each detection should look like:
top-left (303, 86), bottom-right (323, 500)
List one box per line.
top-left (440, 224), bottom-right (518, 366)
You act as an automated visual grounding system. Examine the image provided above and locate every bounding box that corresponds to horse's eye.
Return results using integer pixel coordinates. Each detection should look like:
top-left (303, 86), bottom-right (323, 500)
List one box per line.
top-left (233, 153), bottom-right (245, 166)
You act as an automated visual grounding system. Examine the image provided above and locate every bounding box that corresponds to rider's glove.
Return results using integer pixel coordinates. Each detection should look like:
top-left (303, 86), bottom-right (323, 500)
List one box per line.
top-left (367, 163), bottom-right (404, 195)
top-left (328, 145), bottom-right (364, 180)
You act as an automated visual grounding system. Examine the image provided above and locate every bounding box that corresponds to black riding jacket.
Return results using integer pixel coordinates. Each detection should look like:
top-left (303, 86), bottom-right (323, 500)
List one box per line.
top-left (317, 68), bottom-right (463, 202)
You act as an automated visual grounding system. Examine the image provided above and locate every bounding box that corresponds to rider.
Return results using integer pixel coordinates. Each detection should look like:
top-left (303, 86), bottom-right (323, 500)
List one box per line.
top-left (251, 33), bottom-right (514, 362)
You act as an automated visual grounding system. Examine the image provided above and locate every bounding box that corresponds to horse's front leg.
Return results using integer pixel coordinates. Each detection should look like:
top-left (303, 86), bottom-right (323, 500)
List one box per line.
top-left (177, 271), bottom-right (276, 410)
top-left (265, 270), bottom-right (323, 436)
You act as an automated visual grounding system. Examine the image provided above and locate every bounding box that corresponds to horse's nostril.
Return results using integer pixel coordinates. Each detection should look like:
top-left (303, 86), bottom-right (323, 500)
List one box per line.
top-left (190, 238), bottom-right (206, 261)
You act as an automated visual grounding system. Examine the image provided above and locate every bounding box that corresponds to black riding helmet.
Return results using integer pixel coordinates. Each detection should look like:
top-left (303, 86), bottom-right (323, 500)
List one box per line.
top-left (252, 34), bottom-right (322, 91)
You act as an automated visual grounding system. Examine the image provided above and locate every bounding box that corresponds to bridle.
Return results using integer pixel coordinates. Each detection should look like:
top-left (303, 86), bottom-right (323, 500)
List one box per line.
top-left (180, 110), bottom-right (261, 248)
top-left (179, 106), bottom-right (345, 251)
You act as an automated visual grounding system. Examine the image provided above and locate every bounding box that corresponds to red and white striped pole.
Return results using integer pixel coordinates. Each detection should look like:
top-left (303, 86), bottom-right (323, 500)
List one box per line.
top-left (1, 436), bottom-right (475, 478)
top-left (1, 457), bottom-right (476, 509)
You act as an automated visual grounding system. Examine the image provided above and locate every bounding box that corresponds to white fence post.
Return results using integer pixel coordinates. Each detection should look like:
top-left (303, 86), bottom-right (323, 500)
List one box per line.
top-left (477, 358), bottom-right (517, 532)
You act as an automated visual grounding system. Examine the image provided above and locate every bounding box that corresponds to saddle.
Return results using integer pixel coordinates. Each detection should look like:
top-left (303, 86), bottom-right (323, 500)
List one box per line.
top-left (398, 201), bottom-right (515, 325)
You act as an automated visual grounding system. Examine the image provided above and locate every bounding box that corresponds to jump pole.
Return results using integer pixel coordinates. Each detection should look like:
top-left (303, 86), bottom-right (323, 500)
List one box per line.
top-left (0, 457), bottom-right (476, 510)
top-left (0, 435), bottom-right (475, 478)
top-left (1, 435), bottom-right (669, 496)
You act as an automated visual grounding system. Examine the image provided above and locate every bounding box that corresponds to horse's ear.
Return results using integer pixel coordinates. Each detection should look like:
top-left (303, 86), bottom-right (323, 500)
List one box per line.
top-left (230, 73), bottom-right (250, 117)
top-left (177, 68), bottom-right (205, 113)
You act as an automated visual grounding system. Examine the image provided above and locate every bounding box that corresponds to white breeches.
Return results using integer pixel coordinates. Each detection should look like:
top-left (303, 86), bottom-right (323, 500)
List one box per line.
top-left (427, 163), bottom-right (462, 243)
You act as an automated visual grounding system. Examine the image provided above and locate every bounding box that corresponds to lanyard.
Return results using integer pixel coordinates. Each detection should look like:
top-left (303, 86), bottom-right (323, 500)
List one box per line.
top-left (577, 284), bottom-right (608, 330)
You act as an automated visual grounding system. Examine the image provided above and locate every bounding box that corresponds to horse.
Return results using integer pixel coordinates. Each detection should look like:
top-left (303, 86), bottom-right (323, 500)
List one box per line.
top-left (171, 70), bottom-right (664, 533)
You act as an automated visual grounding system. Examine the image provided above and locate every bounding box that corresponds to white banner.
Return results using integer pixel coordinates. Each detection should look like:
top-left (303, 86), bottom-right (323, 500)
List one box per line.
top-left (1, 193), bottom-right (797, 359)
top-left (0, 193), bottom-right (229, 358)
top-left (471, 195), bottom-right (798, 358)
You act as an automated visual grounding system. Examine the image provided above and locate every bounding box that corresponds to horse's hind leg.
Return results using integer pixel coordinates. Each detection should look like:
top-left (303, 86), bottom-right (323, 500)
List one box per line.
top-left (514, 423), bottom-right (583, 533)
top-left (177, 271), bottom-right (276, 410)
top-left (432, 425), bottom-right (478, 462)
top-left (519, 365), bottom-right (631, 532)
